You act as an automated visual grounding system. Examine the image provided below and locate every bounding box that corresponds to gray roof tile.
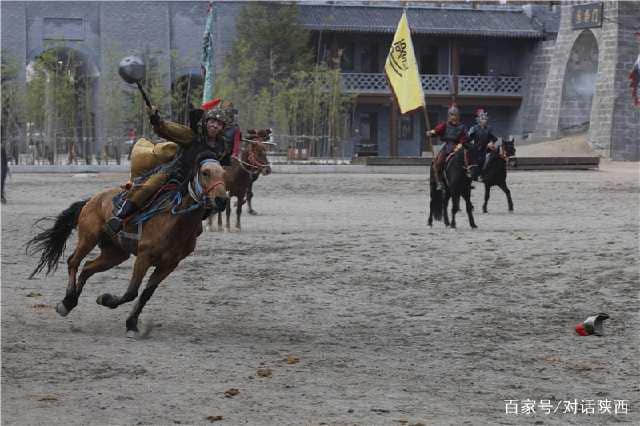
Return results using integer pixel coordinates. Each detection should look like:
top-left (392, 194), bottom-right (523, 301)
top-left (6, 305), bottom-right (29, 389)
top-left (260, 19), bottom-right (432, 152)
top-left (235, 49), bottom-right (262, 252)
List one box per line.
top-left (297, 5), bottom-right (544, 39)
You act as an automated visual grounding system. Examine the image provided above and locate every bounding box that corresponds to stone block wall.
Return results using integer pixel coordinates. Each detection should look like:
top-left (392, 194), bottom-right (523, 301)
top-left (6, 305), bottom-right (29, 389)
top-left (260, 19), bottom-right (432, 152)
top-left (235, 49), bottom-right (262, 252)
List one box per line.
top-left (511, 39), bottom-right (555, 137)
top-left (607, 0), bottom-right (640, 160)
top-left (534, 1), bottom-right (640, 159)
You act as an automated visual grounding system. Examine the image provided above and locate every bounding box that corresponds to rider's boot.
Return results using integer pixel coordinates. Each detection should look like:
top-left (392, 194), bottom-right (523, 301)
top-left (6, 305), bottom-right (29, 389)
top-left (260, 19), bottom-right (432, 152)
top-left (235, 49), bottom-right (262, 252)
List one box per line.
top-left (103, 200), bottom-right (138, 238)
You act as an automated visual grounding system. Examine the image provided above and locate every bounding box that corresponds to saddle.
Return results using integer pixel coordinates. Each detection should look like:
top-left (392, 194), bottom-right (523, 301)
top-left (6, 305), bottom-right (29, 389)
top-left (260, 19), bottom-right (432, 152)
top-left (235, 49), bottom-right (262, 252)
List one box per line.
top-left (109, 178), bottom-right (180, 254)
top-left (444, 144), bottom-right (473, 165)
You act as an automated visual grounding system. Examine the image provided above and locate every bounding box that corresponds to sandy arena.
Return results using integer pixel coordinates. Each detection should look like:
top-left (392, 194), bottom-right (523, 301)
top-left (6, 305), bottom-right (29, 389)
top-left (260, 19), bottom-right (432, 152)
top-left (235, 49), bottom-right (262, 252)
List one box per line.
top-left (1, 165), bottom-right (639, 425)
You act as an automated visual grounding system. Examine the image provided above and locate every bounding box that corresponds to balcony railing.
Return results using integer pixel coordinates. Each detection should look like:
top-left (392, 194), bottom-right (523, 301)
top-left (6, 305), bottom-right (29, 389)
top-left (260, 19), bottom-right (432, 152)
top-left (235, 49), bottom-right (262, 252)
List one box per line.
top-left (341, 73), bottom-right (522, 97)
top-left (458, 75), bottom-right (522, 96)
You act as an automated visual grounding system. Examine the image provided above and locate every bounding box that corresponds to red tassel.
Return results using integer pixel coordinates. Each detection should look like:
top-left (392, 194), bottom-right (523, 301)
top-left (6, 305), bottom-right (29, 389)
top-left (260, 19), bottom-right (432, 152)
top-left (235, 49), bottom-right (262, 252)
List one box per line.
top-left (201, 98), bottom-right (221, 111)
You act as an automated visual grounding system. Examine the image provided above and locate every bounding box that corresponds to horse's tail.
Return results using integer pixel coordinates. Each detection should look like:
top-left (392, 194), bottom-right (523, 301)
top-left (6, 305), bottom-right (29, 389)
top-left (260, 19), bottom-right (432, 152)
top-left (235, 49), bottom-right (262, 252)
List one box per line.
top-left (26, 199), bottom-right (88, 278)
top-left (429, 168), bottom-right (443, 221)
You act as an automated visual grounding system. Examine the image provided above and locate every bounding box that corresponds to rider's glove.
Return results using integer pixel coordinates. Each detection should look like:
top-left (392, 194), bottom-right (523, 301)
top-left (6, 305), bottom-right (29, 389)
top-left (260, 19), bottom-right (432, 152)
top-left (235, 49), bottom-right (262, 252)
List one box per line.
top-left (148, 106), bottom-right (160, 126)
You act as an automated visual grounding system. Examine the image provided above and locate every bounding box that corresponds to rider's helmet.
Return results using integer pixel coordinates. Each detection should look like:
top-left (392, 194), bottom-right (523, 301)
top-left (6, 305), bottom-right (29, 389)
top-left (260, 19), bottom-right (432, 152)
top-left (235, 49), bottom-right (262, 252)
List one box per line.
top-left (447, 103), bottom-right (460, 123)
top-left (475, 108), bottom-right (489, 126)
top-left (204, 106), bottom-right (227, 125)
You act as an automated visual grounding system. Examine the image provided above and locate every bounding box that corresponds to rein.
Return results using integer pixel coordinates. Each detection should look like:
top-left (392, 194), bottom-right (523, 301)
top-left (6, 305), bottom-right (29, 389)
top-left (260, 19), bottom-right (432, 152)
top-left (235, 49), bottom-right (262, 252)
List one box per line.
top-left (172, 159), bottom-right (223, 215)
top-left (232, 147), bottom-right (270, 175)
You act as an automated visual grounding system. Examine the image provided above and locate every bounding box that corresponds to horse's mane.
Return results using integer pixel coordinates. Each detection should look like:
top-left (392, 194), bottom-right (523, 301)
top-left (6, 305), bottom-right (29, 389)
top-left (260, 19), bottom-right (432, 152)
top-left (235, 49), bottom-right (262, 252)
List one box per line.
top-left (194, 150), bottom-right (218, 167)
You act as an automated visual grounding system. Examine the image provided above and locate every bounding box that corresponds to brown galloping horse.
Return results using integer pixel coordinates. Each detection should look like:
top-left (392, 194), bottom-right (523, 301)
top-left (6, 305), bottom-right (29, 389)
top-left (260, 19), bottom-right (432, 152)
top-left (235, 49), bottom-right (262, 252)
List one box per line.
top-left (207, 129), bottom-right (271, 231)
top-left (27, 151), bottom-right (227, 337)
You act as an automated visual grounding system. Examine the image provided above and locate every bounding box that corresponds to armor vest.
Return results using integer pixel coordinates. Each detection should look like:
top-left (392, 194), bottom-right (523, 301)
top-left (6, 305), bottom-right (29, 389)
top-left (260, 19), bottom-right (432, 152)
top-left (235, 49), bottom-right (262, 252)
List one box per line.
top-left (442, 122), bottom-right (466, 143)
top-left (470, 125), bottom-right (496, 149)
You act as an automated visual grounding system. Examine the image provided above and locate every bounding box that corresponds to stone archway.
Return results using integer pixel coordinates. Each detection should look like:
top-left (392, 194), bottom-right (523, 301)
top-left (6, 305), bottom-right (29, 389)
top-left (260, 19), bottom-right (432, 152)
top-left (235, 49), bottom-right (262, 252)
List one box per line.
top-left (558, 30), bottom-right (599, 134)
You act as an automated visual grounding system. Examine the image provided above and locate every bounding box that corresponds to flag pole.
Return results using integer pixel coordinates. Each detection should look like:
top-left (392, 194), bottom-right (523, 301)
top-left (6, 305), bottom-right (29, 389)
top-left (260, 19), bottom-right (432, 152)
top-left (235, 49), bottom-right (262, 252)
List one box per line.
top-left (422, 105), bottom-right (434, 156)
top-left (201, 0), bottom-right (216, 105)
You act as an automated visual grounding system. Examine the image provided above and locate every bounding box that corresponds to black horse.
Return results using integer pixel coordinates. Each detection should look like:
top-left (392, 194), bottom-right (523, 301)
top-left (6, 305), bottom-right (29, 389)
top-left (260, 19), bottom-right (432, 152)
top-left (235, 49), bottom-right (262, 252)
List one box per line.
top-left (481, 138), bottom-right (515, 213)
top-left (428, 148), bottom-right (477, 229)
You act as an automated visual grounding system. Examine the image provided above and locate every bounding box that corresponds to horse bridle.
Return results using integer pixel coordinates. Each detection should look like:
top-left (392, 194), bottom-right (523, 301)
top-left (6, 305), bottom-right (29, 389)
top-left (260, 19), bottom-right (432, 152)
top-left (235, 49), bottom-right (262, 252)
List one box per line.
top-left (194, 159), bottom-right (225, 197)
top-left (232, 141), bottom-right (270, 175)
top-left (173, 159), bottom-right (224, 215)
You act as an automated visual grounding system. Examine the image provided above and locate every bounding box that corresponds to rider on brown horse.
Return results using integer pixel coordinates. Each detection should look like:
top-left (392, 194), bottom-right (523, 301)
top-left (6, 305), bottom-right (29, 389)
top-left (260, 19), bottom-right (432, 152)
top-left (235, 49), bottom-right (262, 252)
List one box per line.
top-left (104, 101), bottom-right (237, 238)
top-left (426, 104), bottom-right (472, 191)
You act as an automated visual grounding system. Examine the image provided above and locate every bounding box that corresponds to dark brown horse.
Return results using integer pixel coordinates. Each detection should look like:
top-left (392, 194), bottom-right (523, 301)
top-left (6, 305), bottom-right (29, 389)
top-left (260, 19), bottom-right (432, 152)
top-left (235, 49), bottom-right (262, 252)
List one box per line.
top-left (207, 129), bottom-right (271, 231)
top-left (428, 147), bottom-right (477, 229)
top-left (27, 151), bottom-right (228, 337)
top-left (246, 130), bottom-right (275, 215)
top-left (482, 138), bottom-right (515, 213)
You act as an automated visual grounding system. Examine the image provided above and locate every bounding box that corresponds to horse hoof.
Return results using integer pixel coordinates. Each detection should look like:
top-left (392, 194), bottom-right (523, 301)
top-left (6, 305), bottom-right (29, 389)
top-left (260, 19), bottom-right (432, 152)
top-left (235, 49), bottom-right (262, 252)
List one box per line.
top-left (55, 302), bottom-right (69, 317)
top-left (248, 210), bottom-right (258, 216)
top-left (126, 330), bottom-right (140, 339)
top-left (471, 224), bottom-right (478, 229)
top-left (96, 294), bottom-right (116, 308)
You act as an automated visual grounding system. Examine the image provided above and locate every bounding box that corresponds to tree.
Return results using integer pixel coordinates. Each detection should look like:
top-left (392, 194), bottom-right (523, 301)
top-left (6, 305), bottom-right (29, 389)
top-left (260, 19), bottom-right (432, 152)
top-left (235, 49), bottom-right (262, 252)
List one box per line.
top-left (24, 41), bottom-right (98, 164)
top-left (216, 2), bottom-right (355, 157)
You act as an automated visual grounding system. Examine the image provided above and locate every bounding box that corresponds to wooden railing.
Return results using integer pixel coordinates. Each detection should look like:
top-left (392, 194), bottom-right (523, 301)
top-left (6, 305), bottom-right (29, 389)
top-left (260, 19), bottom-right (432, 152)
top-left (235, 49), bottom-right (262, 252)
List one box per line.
top-left (341, 73), bottom-right (522, 97)
top-left (457, 75), bottom-right (522, 96)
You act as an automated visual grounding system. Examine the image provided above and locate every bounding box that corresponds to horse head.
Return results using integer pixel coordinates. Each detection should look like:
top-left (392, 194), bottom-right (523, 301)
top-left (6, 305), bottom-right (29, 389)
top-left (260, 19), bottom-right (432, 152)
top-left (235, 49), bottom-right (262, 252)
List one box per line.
top-left (244, 129), bottom-right (273, 175)
top-left (501, 138), bottom-right (516, 158)
top-left (194, 151), bottom-right (228, 212)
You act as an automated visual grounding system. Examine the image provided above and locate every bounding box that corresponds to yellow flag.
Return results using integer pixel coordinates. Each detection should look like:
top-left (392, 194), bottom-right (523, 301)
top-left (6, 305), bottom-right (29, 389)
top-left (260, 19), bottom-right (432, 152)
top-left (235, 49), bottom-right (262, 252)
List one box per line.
top-left (384, 11), bottom-right (424, 114)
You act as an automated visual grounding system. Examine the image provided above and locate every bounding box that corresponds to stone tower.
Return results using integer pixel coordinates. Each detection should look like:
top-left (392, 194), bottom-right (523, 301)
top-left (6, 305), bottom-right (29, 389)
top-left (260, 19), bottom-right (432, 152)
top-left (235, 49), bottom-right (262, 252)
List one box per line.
top-left (534, 1), bottom-right (640, 160)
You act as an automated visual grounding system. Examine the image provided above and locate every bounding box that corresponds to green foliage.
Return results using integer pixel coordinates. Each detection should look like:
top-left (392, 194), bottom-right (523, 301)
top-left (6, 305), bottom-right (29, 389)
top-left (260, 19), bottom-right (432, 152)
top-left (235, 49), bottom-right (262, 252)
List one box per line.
top-left (119, 48), bottom-right (172, 139)
top-left (216, 2), bottom-right (355, 157)
top-left (170, 49), bottom-right (204, 125)
top-left (24, 43), bottom-right (87, 163)
top-left (227, 3), bottom-right (313, 94)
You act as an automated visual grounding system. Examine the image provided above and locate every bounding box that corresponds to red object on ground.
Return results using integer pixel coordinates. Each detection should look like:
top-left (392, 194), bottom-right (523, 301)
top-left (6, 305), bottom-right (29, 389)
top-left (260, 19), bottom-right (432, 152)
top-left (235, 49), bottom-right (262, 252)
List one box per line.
top-left (575, 323), bottom-right (589, 336)
top-left (201, 98), bottom-right (221, 110)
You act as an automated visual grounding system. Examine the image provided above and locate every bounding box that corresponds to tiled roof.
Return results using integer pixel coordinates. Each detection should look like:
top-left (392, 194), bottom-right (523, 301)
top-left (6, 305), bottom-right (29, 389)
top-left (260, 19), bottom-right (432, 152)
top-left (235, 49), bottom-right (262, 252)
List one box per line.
top-left (296, 5), bottom-right (545, 39)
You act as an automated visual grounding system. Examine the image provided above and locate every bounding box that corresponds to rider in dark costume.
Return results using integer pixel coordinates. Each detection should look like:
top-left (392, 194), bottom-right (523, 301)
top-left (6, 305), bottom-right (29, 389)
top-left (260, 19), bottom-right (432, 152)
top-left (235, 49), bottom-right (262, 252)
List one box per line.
top-left (468, 108), bottom-right (498, 177)
top-left (426, 104), bottom-right (472, 191)
top-left (103, 102), bottom-right (237, 238)
top-left (1, 145), bottom-right (8, 204)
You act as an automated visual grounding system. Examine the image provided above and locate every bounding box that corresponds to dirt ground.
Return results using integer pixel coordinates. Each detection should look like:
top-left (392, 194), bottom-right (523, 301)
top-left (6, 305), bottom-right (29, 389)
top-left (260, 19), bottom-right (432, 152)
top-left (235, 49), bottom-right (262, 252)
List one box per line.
top-left (1, 165), bottom-right (639, 425)
top-left (516, 133), bottom-right (596, 157)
